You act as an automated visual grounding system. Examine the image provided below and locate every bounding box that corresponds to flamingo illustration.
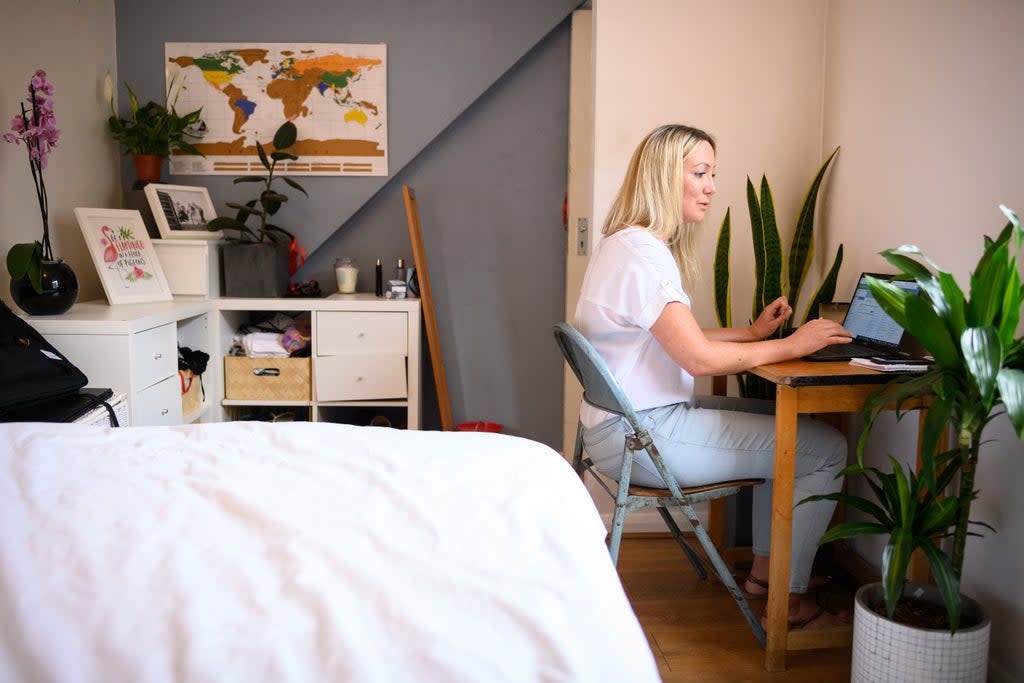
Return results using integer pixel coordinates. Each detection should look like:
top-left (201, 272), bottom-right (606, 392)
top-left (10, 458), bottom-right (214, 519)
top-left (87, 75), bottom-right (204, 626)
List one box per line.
top-left (100, 225), bottom-right (118, 263)
top-left (100, 225), bottom-right (129, 287)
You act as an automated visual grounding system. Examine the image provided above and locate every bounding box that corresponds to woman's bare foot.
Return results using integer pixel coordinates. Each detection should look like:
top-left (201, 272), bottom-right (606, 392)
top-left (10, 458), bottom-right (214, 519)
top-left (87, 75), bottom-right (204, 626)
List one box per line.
top-left (759, 595), bottom-right (852, 630)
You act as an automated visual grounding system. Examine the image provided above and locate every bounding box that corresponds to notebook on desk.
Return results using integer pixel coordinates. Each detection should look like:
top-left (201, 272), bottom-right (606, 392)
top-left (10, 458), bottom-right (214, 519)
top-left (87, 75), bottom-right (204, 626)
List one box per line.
top-left (804, 272), bottom-right (923, 361)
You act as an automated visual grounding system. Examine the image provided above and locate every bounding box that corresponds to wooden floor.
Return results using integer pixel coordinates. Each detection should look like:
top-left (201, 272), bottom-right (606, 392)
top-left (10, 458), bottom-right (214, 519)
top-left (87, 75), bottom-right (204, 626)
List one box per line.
top-left (617, 535), bottom-right (853, 682)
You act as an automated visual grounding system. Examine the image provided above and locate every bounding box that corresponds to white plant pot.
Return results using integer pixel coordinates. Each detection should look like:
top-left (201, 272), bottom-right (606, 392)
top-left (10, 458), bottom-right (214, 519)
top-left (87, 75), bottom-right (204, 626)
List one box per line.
top-left (851, 582), bottom-right (990, 683)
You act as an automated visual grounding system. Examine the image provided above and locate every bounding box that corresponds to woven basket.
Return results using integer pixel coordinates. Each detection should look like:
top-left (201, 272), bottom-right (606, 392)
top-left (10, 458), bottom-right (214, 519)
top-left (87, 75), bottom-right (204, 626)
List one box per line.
top-left (224, 357), bottom-right (311, 401)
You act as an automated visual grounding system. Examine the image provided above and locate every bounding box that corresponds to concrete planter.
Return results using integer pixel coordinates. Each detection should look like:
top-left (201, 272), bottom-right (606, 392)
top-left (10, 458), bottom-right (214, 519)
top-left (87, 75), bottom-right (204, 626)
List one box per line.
top-left (852, 582), bottom-right (990, 682)
top-left (220, 243), bottom-right (290, 298)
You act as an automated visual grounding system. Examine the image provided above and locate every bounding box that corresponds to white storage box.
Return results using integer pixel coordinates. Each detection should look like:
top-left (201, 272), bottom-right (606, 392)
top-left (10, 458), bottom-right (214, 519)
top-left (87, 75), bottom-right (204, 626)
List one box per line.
top-left (152, 239), bottom-right (221, 298)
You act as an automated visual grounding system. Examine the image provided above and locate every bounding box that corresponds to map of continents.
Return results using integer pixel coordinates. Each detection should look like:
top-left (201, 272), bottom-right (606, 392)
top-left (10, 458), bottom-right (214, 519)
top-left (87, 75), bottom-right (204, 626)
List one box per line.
top-left (165, 43), bottom-right (388, 176)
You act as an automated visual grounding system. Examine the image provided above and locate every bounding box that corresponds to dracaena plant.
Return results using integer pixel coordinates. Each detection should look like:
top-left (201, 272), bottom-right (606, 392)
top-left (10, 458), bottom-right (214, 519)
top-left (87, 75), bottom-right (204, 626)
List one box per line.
top-left (800, 205), bottom-right (1024, 632)
top-left (206, 120), bottom-right (308, 245)
top-left (713, 148), bottom-right (844, 398)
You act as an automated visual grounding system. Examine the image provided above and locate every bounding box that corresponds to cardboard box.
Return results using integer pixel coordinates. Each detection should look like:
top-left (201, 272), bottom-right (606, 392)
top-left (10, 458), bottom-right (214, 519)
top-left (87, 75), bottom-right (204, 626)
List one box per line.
top-left (224, 356), bottom-right (311, 401)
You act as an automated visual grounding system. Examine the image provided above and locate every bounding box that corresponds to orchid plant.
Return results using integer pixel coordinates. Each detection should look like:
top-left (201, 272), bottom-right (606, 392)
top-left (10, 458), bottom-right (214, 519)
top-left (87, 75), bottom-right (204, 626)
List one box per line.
top-left (3, 69), bottom-right (61, 293)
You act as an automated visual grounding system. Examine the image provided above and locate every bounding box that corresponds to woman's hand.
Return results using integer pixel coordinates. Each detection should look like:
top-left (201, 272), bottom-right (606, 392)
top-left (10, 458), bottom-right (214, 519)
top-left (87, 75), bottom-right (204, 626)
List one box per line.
top-left (749, 297), bottom-right (793, 340)
top-left (786, 318), bottom-right (853, 356)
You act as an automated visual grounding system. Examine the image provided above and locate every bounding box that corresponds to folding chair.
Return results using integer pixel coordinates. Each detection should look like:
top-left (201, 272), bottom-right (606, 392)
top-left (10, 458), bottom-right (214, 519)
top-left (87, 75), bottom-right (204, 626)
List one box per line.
top-left (553, 322), bottom-right (766, 646)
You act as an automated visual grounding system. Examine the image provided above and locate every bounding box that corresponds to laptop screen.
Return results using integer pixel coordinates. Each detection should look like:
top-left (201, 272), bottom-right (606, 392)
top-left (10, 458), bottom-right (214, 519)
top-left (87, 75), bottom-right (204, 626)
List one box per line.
top-left (843, 273), bottom-right (920, 347)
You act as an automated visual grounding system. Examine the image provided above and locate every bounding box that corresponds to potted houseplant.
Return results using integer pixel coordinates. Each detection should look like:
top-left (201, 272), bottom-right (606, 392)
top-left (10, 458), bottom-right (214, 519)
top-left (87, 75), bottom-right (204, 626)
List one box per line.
top-left (206, 120), bottom-right (309, 297)
top-left (713, 147), bottom-right (844, 399)
top-left (4, 69), bottom-right (79, 315)
top-left (107, 75), bottom-right (203, 186)
top-left (800, 205), bottom-right (1024, 682)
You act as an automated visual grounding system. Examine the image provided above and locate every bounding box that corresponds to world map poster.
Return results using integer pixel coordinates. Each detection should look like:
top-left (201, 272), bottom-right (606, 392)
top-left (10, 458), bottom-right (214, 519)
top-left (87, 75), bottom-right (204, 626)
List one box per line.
top-left (165, 42), bottom-right (388, 176)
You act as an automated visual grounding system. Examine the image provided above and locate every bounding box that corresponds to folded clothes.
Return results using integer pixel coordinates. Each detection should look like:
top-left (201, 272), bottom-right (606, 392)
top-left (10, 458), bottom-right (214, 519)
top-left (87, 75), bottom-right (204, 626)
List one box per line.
top-left (242, 332), bottom-right (289, 358)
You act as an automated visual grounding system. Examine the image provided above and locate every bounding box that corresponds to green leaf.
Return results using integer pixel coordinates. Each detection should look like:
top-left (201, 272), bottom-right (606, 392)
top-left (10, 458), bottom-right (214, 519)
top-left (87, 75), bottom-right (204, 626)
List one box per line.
top-left (788, 147), bottom-right (839, 308)
top-left (205, 216), bottom-right (245, 232)
top-left (273, 120), bottom-right (298, 150)
top-left (998, 264), bottom-right (1022, 348)
top-left (282, 176), bottom-right (309, 198)
top-left (714, 208), bottom-right (732, 327)
top-left (881, 528), bottom-right (914, 619)
top-left (921, 541), bottom-right (961, 632)
top-left (817, 521), bottom-right (891, 544)
top-left (961, 327), bottom-right (1002, 408)
top-left (270, 151), bottom-right (299, 162)
top-left (865, 276), bottom-right (912, 329)
top-left (6, 241), bottom-right (41, 281)
top-left (967, 236), bottom-right (1009, 327)
top-left (904, 295), bottom-right (961, 366)
top-left (759, 176), bottom-right (783, 312)
top-left (747, 177), bottom-right (764, 321)
top-left (996, 368), bottom-right (1024, 437)
top-left (801, 244), bottom-right (843, 324)
top-left (256, 141), bottom-right (271, 171)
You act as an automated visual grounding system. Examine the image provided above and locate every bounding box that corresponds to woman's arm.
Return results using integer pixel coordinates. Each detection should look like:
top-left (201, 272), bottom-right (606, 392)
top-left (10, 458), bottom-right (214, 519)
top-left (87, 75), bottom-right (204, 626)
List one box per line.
top-left (703, 296), bottom-right (793, 342)
top-left (652, 300), bottom-right (852, 377)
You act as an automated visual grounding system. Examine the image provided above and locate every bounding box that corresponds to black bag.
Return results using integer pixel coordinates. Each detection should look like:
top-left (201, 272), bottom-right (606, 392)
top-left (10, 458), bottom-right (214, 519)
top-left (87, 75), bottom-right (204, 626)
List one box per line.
top-left (0, 300), bottom-right (88, 413)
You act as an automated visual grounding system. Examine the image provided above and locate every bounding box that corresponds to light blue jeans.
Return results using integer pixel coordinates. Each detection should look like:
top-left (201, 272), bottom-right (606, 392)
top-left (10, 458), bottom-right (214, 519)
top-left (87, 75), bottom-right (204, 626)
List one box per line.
top-left (582, 394), bottom-right (846, 593)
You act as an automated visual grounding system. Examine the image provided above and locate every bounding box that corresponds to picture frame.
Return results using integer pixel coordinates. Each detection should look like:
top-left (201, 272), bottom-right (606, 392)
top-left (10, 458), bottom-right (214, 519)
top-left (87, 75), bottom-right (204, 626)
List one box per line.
top-left (74, 208), bottom-right (174, 305)
top-left (143, 183), bottom-right (221, 239)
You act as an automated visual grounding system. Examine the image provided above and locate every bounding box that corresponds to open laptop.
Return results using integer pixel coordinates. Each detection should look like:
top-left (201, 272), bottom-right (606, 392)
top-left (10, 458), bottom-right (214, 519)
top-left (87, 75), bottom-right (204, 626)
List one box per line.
top-left (804, 272), bottom-right (922, 361)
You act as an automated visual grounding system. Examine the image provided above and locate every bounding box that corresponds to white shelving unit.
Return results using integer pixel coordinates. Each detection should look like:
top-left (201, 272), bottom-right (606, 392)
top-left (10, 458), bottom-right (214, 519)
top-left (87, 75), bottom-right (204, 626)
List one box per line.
top-left (23, 294), bottom-right (422, 429)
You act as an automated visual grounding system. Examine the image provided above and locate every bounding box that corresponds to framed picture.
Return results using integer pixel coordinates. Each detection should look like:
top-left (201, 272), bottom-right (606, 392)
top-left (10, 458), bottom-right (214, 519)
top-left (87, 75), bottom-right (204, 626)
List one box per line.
top-left (75, 208), bottom-right (174, 305)
top-left (143, 183), bottom-right (221, 239)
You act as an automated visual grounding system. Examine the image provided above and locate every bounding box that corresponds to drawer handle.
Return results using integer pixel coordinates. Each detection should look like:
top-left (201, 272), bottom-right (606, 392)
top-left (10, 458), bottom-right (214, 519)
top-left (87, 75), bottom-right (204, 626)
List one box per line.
top-left (253, 367), bottom-right (281, 377)
top-left (161, 408), bottom-right (169, 415)
top-left (356, 376), bottom-right (364, 382)
top-left (356, 332), bottom-right (366, 338)
top-left (154, 352), bottom-right (162, 360)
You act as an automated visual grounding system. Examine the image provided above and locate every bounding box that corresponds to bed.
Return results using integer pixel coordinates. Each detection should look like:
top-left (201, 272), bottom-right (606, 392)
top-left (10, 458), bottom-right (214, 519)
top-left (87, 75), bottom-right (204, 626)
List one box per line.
top-left (0, 421), bottom-right (659, 682)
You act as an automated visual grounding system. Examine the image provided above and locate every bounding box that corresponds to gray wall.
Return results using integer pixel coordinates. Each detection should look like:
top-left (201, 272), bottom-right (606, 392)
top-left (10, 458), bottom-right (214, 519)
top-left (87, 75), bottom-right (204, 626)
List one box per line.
top-left (113, 0), bottom-right (577, 444)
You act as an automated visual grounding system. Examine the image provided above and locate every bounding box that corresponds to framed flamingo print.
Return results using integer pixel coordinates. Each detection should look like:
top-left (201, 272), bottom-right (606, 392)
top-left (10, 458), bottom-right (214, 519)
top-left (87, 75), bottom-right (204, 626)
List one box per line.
top-left (75, 208), bottom-right (173, 305)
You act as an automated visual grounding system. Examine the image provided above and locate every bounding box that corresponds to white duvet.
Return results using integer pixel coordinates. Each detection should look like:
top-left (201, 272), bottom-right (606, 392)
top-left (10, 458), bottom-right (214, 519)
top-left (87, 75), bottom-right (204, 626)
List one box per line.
top-left (0, 421), bottom-right (659, 683)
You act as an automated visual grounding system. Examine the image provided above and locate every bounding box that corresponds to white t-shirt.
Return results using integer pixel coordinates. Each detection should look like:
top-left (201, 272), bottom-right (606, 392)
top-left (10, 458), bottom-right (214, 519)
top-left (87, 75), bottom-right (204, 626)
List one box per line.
top-left (574, 227), bottom-right (695, 427)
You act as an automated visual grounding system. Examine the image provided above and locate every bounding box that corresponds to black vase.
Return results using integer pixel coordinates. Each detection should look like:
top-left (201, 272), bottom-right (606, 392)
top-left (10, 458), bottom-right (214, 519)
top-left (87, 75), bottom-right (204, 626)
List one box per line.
top-left (10, 259), bottom-right (79, 316)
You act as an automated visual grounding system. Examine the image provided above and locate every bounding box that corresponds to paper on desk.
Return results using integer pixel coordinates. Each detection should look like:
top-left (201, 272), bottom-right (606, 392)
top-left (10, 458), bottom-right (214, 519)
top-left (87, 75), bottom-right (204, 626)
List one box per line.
top-left (849, 357), bottom-right (929, 373)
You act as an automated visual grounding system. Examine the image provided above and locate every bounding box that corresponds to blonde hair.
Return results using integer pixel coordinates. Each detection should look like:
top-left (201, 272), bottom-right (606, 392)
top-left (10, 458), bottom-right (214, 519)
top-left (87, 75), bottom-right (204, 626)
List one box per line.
top-left (602, 124), bottom-right (716, 287)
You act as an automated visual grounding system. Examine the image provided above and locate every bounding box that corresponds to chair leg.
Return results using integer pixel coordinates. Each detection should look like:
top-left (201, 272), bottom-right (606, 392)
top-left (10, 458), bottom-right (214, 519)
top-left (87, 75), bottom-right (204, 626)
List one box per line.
top-left (607, 444), bottom-right (636, 566)
top-left (655, 506), bottom-right (707, 580)
top-left (687, 510), bottom-right (766, 647)
top-left (571, 421), bottom-right (585, 480)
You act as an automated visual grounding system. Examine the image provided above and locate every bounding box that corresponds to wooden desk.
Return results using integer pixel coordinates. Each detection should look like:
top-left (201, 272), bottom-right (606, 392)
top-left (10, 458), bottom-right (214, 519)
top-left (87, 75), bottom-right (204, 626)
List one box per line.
top-left (748, 359), bottom-right (923, 672)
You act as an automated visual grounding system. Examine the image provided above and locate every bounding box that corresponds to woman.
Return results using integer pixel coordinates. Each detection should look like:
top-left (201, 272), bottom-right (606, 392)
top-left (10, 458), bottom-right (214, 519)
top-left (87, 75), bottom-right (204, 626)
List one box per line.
top-left (575, 124), bottom-right (852, 630)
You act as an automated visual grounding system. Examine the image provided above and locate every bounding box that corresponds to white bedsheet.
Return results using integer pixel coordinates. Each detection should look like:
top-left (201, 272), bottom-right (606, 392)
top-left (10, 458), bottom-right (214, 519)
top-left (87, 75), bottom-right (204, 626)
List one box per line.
top-left (0, 421), bottom-right (659, 683)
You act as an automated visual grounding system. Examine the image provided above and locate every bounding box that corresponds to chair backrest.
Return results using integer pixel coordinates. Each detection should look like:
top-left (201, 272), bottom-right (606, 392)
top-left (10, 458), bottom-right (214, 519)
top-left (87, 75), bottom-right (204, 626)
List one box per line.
top-left (553, 322), bottom-right (643, 429)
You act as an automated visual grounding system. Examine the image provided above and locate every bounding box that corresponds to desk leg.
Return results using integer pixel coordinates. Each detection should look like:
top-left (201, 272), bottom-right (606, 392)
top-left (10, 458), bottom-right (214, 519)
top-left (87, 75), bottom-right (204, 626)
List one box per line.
top-left (765, 385), bottom-right (798, 672)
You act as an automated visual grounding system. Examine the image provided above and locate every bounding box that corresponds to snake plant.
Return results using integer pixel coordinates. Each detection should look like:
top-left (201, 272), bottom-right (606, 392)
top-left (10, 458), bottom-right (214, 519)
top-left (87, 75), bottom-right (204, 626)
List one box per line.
top-left (801, 205), bottom-right (1024, 632)
top-left (713, 147), bottom-right (843, 397)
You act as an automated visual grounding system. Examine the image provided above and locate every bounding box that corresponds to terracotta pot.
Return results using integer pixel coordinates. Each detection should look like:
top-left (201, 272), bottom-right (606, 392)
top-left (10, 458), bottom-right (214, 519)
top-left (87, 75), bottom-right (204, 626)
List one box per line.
top-left (133, 154), bottom-right (164, 185)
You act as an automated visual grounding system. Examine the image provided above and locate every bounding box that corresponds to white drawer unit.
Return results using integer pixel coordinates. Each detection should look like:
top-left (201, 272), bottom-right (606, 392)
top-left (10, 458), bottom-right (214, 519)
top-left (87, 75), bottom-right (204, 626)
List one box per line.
top-left (23, 295), bottom-right (422, 430)
top-left (24, 300), bottom-right (212, 426)
top-left (211, 294), bottom-right (422, 429)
